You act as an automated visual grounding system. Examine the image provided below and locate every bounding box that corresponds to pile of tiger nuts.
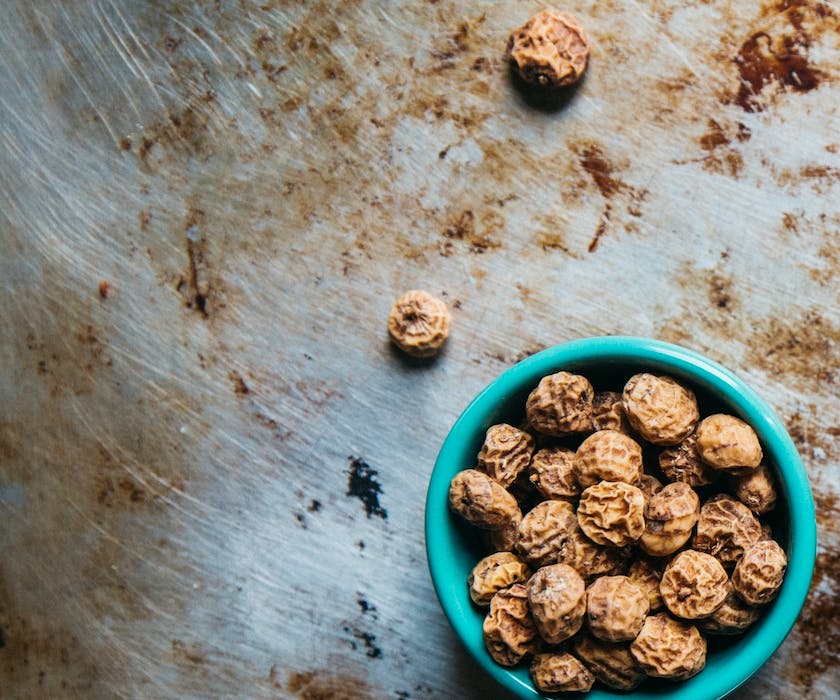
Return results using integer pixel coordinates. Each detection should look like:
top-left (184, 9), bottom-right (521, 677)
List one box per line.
top-left (449, 371), bottom-right (787, 693)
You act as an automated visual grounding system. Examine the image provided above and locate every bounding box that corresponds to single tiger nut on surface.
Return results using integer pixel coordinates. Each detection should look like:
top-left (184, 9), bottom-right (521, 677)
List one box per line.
top-left (695, 414), bottom-right (762, 472)
top-left (577, 480), bottom-right (646, 546)
top-left (630, 613), bottom-right (707, 680)
top-left (729, 463), bottom-right (777, 514)
top-left (639, 482), bottom-right (700, 557)
top-left (482, 584), bottom-right (540, 666)
top-left (560, 526), bottom-right (632, 580)
top-left (477, 423), bottom-right (535, 488)
top-left (573, 635), bottom-right (647, 691)
top-left (468, 552), bottom-right (532, 606)
top-left (692, 494), bottom-right (761, 566)
top-left (516, 500), bottom-right (578, 567)
top-left (574, 430), bottom-right (644, 488)
top-left (526, 371), bottom-right (594, 437)
top-left (699, 583), bottom-right (761, 635)
top-left (659, 433), bottom-right (720, 487)
top-left (507, 10), bottom-right (590, 88)
top-left (628, 556), bottom-right (666, 612)
top-left (527, 563), bottom-right (587, 644)
top-left (448, 469), bottom-right (521, 530)
top-left (387, 290), bottom-right (450, 357)
top-left (622, 373), bottom-right (699, 446)
top-left (592, 391), bottom-right (632, 433)
top-left (586, 575), bottom-right (649, 641)
top-left (660, 550), bottom-right (729, 619)
top-left (732, 539), bottom-right (787, 605)
top-left (528, 446), bottom-right (579, 501)
top-left (530, 652), bottom-right (595, 693)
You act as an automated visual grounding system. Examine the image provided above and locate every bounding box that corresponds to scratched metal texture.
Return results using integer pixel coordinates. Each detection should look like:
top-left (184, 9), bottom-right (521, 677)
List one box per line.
top-left (0, 0), bottom-right (838, 698)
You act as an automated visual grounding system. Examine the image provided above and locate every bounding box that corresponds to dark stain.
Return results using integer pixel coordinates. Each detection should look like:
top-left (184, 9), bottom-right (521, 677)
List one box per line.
top-left (708, 272), bottom-right (736, 310)
top-left (439, 209), bottom-right (501, 256)
top-left (229, 370), bottom-right (251, 397)
top-left (356, 594), bottom-right (377, 618)
top-left (287, 669), bottom-right (378, 700)
top-left (346, 457), bottom-right (387, 520)
top-left (181, 203), bottom-right (212, 319)
top-left (343, 626), bottom-right (383, 659)
top-left (118, 137), bottom-right (131, 151)
top-left (96, 475), bottom-right (148, 507)
top-left (0, 627), bottom-right (5, 648)
top-left (307, 499), bottom-right (321, 513)
top-left (171, 639), bottom-right (205, 665)
top-left (577, 144), bottom-right (628, 199)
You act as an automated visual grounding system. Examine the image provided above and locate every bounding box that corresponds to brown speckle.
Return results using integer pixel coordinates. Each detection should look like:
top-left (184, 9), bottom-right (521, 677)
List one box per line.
top-left (98, 280), bottom-right (111, 299)
top-left (287, 669), bottom-right (379, 700)
top-left (118, 137), bottom-right (131, 151)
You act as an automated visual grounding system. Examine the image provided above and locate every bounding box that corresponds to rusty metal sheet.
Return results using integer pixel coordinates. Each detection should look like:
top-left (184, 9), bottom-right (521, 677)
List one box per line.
top-left (0, 0), bottom-right (838, 697)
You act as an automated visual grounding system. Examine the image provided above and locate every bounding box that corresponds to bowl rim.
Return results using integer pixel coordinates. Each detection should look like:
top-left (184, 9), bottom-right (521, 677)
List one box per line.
top-left (425, 336), bottom-right (817, 700)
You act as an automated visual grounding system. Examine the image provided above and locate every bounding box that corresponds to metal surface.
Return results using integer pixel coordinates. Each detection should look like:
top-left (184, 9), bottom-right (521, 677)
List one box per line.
top-left (0, 1), bottom-right (838, 698)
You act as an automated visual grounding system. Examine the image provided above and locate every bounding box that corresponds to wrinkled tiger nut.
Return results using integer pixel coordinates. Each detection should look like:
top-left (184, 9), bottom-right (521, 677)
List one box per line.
top-left (574, 430), bottom-right (644, 488)
top-left (530, 652), bottom-right (595, 693)
top-left (660, 550), bottom-right (729, 619)
top-left (731, 539), bottom-right (787, 605)
top-left (639, 482), bottom-right (699, 557)
top-left (448, 469), bottom-right (521, 530)
top-left (526, 371), bottom-right (594, 437)
top-left (387, 290), bottom-right (450, 357)
top-left (483, 584), bottom-right (540, 666)
top-left (528, 446), bottom-right (579, 501)
top-left (488, 511), bottom-right (521, 552)
top-left (659, 433), bottom-right (719, 487)
top-left (692, 494), bottom-right (761, 566)
top-left (573, 635), bottom-right (646, 691)
top-left (527, 563), bottom-right (587, 644)
top-left (637, 473), bottom-right (664, 503)
top-left (728, 463), bottom-right (777, 515)
top-left (630, 613), bottom-right (707, 680)
top-left (477, 423), bottom-right (535, 488)
top-left (507, 10), bottom-right (590, 88)
top-left (469, 552), bottom-right (532, 606)
top-left (622, 374), bottom-right (699, 446)
top-left (628, 556), bottom-right (666, 612)
top-left (586, 575), bottom-right (649, 641)
top-left (592, 391), bottom-right (632, 433)
top-left (698, 583), bottom-right (761, 635)
top-left (695, 414), bottom-right (762, 472)
top-left (560, 526), bottom-right (632, 580)
top-left (516, 500), bottom-right (578, 567)
top-left (577, 481), bottom-right (645, 546)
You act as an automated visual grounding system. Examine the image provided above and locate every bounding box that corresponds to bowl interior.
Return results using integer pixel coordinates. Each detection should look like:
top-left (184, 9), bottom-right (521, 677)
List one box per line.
top-left (425, 337), bottom-right (816, 700)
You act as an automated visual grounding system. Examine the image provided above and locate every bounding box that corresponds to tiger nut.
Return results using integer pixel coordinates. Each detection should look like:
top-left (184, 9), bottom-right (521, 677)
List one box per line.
top-left (577, 481), bottom-right (645, 546)
top-left (448, 469), bottom-right (521, 530)
top-left (622, 374), bottom-right (699, 446)
top-left (477, 423), bottom-right (535, 488)
top-left (637, 473), bottom-right (664, 503)
top-left (573, 635), bottom-right (646, 691)
top-left (728, 463), bottom-right (777, 515)
top-left (507, 10), bottom-right (590, 88)
top-left (530, 652), bottom-right (595, 693)
top-left (698, 583), bottom-right (761, 635)
top-left (695, 414), bottom-right (762, 472)
top-left (592, 391), bottom-right (632, 433)
top-left (516, 500), bottom-right (578, 567)
top-left (387, 290), bottom-right (450, 357)
top-left (628, 556), bottom-right (666, 612)
top-left (525, 371), bottom-right (594, 437)
top-left (658, 433), bottom-right (719, 487)
top-left (731, 539), bottom-right (787, 605)
top-left (586, 575), bottom-right (649, 641)
top-left (469, 552), bottom-right (532, 606)
top-left (527, 563), bottom-right (587, 644)
top-left (528, 446), bottom-right (579, 501)
top-left (660, 550), bottom-right (729, 619)
top-left (639, 482), bottom-right (699, 557)
top-left (560, 526), bottom-right (632, 580)
top-left (574, 430), bottom-right (644, 488)
top-left (482, 584), bottom-right (540, 666)
top-left (692, 494), bottom-right (761, 566)
top-left (630, 613), bottom-right (707, 680)
top-left (488, 512), bottom-right (521, 552)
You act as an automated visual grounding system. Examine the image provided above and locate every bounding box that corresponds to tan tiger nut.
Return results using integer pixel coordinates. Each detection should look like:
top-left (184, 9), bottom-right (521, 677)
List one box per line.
top-left (528, 446), bottom-right (579, 501)
top-left (507, 10), bottom-right (590, 88)
top-left (637, 474), bottom-right (664, 503)
top-left (630, 613), bottom-right (707, 680)
top-left (698, 583), bottom-right (761, 635)
top-left (628, 557), bottom-right (666, 612)
top-left (516, 500), bottom-right (578, 567)
top-left (659, 433), bottom-right (720, 487)
top-left (660, 550), bottom-right (729, 619)
top-left (732, 540), bottom-right (787, 605)
top-left (695, 414), bottom-right (762, 472)
top-left (692, 494), bottom-right (761, 566)
top-left (469, 552), bottom-right (532, 606)
top-left (477, 423), bottom-right (535, 488)
top-left (639, 482), bottom-right (699, 557)
top-left (448, 469), bottom-right (521, 530)
top-left (622, 373), bottom-right (699, 446)
top-left (573, 635), bottom-right (646, 690)
top-left (592, 391), bottom-right (632, 433)
top-left (586, 575), bottom-right (649, 642)
top-left (527, 563), bottom-right (587, 644)
top-left (729, 463), bottom-right (777, 515)
top-left (560, 527), bottom-right (632, 580)
top-left (574, 430), bottom-right (644, 488)
top-left (530, 652), bottom-right (595, 693)
top-left (488, 511), bottom-right (521, 553)
top-left (482, 584), bottom-right (540, 666)
top-left (577, 481), bottom-right (645, 546)
top-left (387, 290), bottom-right (450, 357)
top-left (525, 371), bottom-right (594, 437)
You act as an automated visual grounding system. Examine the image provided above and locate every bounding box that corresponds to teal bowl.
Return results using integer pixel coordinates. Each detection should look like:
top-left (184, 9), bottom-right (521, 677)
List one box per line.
top-left (425, 336), bottom-right (816, 699)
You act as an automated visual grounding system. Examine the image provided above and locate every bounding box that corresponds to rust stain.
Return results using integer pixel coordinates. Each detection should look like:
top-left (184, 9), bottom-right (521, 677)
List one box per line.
top-left (98, 280), bottom-right (111, 299)
top-left (229, 370), bottom-right (251, 397)
top-left (286, 669), bottom-right (380, 700)
top-left (439, 209), bottom-right (501, 256)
